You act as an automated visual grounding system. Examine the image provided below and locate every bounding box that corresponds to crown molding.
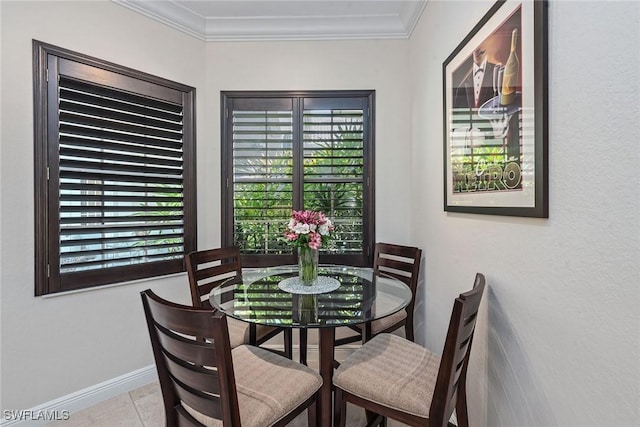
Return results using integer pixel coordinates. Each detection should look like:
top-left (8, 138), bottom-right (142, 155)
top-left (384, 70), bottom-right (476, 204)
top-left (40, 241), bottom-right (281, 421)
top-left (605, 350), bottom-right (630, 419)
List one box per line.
top-left (113, 0), bottom-right (427, 42)
top-left (113, 0), bottom-right (207, 40)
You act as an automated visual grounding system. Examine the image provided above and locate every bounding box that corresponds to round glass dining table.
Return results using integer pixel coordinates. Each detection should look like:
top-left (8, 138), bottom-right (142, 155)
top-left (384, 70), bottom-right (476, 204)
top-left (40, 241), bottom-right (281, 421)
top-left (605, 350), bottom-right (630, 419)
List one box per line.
top-left (209, 264), bottom-right (412, 427)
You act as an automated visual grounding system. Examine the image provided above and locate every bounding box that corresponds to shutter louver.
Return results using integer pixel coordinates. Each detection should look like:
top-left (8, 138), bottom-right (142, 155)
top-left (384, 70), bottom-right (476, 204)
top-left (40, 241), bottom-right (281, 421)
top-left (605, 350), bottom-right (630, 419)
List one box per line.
top-left (58, 76), bottom-right (185, 275)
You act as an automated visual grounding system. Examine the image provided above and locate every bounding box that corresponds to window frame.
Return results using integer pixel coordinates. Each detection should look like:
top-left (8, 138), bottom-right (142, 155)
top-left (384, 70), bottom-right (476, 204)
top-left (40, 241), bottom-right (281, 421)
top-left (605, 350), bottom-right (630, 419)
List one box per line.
top-left (220, 90), bottom-right (375, 267)
top-left (33, 40), bottom-right (197, 295)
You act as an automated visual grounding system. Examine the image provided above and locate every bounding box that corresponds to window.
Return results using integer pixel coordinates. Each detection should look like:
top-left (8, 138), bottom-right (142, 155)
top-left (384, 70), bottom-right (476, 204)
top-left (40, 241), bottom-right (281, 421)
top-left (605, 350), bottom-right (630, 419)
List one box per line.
top-left (33, 41), bottom-right (196, 295)
top-left (221, 91), bottom-right (374, 267)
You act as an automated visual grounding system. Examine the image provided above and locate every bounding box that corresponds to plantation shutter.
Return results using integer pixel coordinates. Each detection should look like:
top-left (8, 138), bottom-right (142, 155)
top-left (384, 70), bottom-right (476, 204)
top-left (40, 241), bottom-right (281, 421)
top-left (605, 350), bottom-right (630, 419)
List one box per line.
top-left (222, 91), bottom-right (374, 267)
top-left (228, 98), bottom-right (294, 263)
top-left (36, 47), bottom-right (196, 294)
top-left (302, 97), bottom-right (367, 256)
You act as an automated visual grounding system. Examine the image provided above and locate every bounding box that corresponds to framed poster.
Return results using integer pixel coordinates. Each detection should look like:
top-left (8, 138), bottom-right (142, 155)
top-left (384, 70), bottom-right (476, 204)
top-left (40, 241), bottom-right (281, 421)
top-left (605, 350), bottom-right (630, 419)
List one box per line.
top-left (443, 0), bottom-right (548, 217)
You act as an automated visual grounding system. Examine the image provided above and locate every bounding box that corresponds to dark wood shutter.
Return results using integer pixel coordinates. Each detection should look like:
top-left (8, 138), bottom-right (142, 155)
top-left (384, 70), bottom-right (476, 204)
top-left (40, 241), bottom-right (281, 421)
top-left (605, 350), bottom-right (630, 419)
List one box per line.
top-left (302, 97), bottom-right (367, 260)
top-left (34, 41), bottom-right (196, 294)
top-left (222, 91), bottom-right (374, 267)
top-left (228, 98), bottom-right (295, 263)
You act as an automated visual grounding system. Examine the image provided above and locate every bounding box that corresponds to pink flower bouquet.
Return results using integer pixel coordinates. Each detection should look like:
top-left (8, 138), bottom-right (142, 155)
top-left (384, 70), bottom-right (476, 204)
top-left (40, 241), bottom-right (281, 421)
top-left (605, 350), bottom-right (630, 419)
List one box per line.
top-left (284, 210), bottom-right (334, 250)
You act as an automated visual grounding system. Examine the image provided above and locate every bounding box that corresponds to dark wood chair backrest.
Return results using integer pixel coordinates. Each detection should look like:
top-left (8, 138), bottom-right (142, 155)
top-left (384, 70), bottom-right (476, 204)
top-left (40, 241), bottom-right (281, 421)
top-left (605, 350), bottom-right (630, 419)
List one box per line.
top-left (373, 243), bottom-right (422, 315)
top-left (141, 289), bottom-right (241, 426)
top-left (185, 247), bottom-right (243, 308)
top-left (429, 273), bottom-right (486, 427)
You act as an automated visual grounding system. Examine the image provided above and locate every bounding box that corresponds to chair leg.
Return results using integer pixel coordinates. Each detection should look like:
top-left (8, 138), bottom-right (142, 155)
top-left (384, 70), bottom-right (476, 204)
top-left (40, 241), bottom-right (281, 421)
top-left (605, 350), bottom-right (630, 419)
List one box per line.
top-left (284, 329), bottom-right (293, 359)
top-left (362, 321), bottom-right (372, 344)
top-left (299, 328), bottom-right (308, 365)
top-left (405, 320), bottom-right (415, 342)
top-left (455, 390), bottom-right (469, 427)
top-left (249, 324), bottom-right (257, 346)
top-left (333, 388), bottom-right (347, 427)
top-left (365, 410), bottom-right (382, 426)
top-left (307, 398), bottom-right (317, 427)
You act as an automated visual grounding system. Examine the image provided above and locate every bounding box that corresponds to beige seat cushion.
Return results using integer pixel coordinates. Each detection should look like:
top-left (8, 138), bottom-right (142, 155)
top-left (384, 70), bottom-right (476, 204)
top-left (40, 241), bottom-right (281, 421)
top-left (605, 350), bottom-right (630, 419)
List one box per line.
top-left (369, 309), bottom-right (407, 334)
top-left (351, 309), bottom-right (406, 337)
top-left (184, 345), bottom-right (322, 427)
top-left (333, 333), bottom-right (440, 418)
top-left (227, 318), bottom-right (277, 349)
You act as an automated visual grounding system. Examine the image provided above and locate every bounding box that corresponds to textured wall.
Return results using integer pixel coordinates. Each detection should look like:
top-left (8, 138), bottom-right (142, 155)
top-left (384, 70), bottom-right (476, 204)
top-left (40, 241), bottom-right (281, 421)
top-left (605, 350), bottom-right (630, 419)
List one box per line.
top-left (408, 1), bottom-right (640, 425)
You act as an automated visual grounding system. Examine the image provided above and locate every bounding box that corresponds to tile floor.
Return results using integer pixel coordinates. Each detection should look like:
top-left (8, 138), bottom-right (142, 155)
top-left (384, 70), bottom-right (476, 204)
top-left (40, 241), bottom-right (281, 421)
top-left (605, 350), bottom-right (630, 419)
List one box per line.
top-left (46, 354), bottom-right (408, 427)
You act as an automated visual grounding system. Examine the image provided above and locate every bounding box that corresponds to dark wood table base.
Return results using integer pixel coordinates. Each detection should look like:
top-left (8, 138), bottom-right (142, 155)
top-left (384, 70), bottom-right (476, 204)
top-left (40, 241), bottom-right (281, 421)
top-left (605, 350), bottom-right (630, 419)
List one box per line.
top-left (318, 328), bottom-right (336, 427)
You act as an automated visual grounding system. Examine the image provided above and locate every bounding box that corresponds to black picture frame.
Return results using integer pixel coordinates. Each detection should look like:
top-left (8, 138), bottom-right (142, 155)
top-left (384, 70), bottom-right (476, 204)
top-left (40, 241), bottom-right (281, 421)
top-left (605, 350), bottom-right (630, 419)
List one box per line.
top-left (442, 0), bottom-right (548, 217)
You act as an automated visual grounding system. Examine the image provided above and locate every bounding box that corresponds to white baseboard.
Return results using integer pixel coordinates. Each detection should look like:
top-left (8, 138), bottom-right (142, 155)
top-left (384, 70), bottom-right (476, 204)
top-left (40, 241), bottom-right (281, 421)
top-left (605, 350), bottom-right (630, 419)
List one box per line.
top-left (1, 344), bottom-right (359, 427)
top-left (1, 365), bottom-right (158, 427)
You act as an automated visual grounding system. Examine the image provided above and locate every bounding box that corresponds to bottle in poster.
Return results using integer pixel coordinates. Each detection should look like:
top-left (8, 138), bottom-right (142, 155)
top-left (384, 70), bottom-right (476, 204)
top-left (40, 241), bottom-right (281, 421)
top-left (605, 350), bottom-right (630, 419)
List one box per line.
top-left (500, 29), bottom-right (519, 106)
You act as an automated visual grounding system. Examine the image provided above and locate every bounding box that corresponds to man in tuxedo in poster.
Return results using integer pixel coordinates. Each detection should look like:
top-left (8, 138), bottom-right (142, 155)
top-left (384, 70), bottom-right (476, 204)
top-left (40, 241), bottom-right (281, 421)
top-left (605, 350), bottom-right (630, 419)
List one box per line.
top-left (453, 43), bottom-right (499, 111)
top-left (450, 37), bottom-right (522, 193)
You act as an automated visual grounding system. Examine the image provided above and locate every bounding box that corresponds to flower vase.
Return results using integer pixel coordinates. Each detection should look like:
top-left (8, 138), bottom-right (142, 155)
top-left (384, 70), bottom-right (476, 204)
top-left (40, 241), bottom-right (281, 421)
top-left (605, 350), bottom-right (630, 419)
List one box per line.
top-left (298, 246), bottom-right (319, 286)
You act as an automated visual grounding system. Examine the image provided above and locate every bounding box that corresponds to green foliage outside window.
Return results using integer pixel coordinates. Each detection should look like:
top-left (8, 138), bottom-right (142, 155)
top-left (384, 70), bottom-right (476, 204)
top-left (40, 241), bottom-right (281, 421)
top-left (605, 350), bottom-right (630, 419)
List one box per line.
top-left (234, 120), bottom-right (364, 255)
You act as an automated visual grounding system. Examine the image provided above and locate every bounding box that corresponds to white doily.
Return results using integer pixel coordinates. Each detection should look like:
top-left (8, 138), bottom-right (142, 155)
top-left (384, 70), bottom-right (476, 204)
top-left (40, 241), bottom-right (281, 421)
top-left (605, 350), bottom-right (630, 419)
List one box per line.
top-left (277, 276), bottom-right (340, 294)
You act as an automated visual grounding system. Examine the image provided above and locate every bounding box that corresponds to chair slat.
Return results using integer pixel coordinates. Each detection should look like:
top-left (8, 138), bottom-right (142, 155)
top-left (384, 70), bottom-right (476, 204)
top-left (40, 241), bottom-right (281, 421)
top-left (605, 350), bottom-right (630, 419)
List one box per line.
top-left (176, 406), bottom-right (207, 427)
top-left (196, 263), bottom-right (238, 282)
top-left (375, 243), bottom-right (421, 258)
top-left (146, 295), bottom-right (217, 337)
top-left (173, 379), bottom-right (223, 420)
top-left (454, 343), bottom-right (470, 368)
top-left (194, 278), bottom-right (228, 299)
top-left (376, 257), bottom-right (415, 273)
top-left (378, 269), bottom-right (412, 286)
top-left (193, 246), bottom-right (240, 265)
top-left (156, 325), bottom-right (219, 367)
top-left (164, 351), bottom-right (221, 395)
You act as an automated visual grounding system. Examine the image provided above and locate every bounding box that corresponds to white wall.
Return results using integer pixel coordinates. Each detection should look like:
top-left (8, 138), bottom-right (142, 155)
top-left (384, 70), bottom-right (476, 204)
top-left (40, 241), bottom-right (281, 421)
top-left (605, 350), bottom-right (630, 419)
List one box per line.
top-left (0, 1), bottom-right (413, 411)
top-left (409, 1), bottom-right (640, 426)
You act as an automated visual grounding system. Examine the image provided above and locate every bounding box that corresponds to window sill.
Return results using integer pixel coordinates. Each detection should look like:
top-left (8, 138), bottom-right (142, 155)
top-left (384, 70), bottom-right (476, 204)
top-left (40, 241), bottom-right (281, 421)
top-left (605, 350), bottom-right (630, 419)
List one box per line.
top-left (40, 271), bottom-right (187, 299)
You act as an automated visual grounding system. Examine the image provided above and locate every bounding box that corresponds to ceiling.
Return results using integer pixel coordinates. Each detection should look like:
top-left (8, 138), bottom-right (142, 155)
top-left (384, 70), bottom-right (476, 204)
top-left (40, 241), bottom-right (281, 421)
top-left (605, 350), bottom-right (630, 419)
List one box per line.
top-left (113, 0), bottom-right (427, 41)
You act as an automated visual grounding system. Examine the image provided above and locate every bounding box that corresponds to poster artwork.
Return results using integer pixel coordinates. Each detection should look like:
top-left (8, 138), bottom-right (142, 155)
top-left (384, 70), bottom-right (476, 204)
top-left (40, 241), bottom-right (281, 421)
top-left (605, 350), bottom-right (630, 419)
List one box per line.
top-left (450, 7), bottom-right (522, 194)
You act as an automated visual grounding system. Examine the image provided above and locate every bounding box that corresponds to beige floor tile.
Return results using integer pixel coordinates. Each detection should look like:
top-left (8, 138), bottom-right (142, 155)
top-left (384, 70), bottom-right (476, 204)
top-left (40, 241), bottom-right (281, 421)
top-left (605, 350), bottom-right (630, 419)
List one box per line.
top-left (133, 390), bottom-right (164, 427)
top-left (128, 381), bottom-right (160, 402)
top-left (47, 394), bottom-right (142, 427)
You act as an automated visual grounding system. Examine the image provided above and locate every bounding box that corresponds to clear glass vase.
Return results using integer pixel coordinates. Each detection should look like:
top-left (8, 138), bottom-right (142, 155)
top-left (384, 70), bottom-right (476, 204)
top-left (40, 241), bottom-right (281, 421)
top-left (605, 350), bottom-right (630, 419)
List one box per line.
top-left (297, 294), bottom-right (318, 324)
top-left (298, 246), bottom-right (319, 286)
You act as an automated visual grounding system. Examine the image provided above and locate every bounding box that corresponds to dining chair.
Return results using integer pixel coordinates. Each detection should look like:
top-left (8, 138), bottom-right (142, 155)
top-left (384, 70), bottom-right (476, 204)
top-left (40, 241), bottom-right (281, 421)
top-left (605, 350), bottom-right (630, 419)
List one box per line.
top-left (186, 247), bottom-right (293, 358)
top-left (341, 242), bottom-right (423, 339)
top-left (141, 289), bottom-right (322, 427)
top-left (332, 273), bottom-right (486, 427)
top-left (298, 243), bottom-right (422, 365)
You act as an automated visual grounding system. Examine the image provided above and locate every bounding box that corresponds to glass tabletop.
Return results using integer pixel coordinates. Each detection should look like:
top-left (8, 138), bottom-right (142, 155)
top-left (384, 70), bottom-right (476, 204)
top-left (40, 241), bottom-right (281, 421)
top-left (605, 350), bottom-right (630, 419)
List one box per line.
top-left (209, 264), bottom-right (412, 328)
